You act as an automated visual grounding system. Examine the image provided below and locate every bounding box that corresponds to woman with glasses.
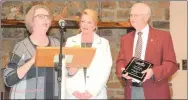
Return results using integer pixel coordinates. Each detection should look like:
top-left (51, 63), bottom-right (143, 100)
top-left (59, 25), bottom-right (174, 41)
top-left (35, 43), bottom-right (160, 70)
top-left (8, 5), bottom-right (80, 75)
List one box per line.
top-left (65, 9), bottom-right (112, 99)
top-left (3, 4), bottom-right (59, 99)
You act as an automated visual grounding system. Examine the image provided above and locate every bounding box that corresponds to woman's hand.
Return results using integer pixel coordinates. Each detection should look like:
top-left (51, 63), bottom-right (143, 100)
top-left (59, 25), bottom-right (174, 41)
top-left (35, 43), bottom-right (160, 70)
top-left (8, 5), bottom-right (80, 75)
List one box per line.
top-left (72, 91), bottom-right (82, 99)
top-left (81, 91), bottom-right (92, 99)
top-left (68, 67), bottom-right (79, 76)
top-left (73, 91), bottom-right (92, 99)
top-left (30, 54), bottom-right (36, 64)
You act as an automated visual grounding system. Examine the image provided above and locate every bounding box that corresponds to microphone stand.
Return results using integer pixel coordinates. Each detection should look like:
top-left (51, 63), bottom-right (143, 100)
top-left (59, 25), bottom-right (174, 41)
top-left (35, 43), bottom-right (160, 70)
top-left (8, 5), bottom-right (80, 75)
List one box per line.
top-left (55, 26), bottom-right (66, 99)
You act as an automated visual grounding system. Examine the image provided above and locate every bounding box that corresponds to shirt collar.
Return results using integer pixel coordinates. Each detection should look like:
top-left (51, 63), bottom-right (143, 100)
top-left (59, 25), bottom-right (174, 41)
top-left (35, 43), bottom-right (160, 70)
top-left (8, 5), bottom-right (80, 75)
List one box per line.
top-left (136, 24), bottom-right (149, 35)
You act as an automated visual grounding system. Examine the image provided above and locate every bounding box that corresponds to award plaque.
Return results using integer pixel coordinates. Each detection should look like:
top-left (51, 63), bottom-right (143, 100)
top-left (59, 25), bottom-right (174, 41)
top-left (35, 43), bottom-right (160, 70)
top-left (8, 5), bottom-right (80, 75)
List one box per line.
top-left (122, 57), bottom-right (153, 83)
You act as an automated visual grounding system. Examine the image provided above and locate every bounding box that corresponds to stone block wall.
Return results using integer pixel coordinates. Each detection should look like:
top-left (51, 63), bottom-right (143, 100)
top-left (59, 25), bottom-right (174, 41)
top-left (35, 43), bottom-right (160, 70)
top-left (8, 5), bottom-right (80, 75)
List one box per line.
top-left (0, 0), bottom-right (169, 99)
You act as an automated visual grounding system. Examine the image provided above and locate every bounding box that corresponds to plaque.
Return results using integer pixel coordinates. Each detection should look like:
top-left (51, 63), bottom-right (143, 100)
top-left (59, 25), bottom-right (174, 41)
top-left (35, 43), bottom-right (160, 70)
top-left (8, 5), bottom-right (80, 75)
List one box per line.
top-left (122, 57), bottom-right (153, 83)
top-left (182, 59), bottom-right (187, 70)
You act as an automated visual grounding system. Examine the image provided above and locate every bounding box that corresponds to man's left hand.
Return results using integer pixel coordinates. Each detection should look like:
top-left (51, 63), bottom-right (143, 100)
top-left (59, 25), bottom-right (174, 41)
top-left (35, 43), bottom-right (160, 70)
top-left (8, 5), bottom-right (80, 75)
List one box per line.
top-left (142, 68), bottom-right (154, 82)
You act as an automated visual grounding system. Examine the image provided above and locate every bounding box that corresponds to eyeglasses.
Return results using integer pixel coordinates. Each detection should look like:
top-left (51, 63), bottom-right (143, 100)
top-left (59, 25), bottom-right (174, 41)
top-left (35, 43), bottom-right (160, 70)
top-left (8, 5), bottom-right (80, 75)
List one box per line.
top-left (129, 14), bottom-right (149, 18)
top-left (33, 14), bottom-right (52, 20)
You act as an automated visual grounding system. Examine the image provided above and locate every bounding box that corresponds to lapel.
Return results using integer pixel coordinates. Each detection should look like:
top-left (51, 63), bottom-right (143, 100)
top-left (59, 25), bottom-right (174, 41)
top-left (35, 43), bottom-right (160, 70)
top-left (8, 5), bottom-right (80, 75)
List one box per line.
top-left (145, 26), bottom-right (156, 62)
top-left (71, 33), bottom-right (101, 48)
top-left (71, 34), bottom-right (81, 46)
top-left (128, 32), bottom-right (135, 60)
top-left (92, 33), bottom-right (102, 48)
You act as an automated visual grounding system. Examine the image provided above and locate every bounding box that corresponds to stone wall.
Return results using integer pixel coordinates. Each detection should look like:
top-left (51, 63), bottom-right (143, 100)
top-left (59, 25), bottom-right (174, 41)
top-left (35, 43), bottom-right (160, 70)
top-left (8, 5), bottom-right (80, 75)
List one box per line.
top-left (0, 0), bottom-right (169, 99)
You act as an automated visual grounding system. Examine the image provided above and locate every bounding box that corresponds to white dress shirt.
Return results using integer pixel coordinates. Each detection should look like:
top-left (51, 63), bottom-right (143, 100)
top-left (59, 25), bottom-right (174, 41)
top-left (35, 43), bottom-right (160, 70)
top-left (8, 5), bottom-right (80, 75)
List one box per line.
top-left (133, 24), bottom-right (149, 60)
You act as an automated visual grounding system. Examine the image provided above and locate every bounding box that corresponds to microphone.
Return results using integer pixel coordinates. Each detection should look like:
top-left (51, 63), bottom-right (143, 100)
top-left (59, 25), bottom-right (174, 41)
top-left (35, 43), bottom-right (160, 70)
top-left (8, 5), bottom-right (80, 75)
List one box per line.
top-left (58, 19), bottom-right (66, 28)
top-left (56, 19), bottom-right (66, 99)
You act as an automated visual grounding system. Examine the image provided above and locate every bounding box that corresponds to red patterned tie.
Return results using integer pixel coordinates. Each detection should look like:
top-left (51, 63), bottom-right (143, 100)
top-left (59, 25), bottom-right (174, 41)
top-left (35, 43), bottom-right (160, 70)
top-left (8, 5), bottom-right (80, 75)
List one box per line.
top-left (134, 32), bottom-right (143, 58)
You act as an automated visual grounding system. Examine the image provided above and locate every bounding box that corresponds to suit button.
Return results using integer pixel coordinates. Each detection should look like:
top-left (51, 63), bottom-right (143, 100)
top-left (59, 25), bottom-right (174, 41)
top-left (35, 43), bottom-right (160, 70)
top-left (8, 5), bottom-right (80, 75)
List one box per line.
top-left (87, 76), bottom-right (90, 78)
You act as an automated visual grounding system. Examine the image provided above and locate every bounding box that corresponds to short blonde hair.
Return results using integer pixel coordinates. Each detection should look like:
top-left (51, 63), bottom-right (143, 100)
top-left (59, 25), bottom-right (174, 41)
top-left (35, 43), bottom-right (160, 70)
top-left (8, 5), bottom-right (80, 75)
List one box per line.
top-left (81, 9), bottom-right (98, 25)
top-left (25, 4), bottom-right (52, 33)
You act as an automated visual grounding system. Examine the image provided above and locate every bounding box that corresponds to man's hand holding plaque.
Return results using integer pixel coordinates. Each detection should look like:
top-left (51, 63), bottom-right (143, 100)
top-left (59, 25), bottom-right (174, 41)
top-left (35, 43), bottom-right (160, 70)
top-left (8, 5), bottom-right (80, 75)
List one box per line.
top-left (122, 57), bottom-right (153, 83)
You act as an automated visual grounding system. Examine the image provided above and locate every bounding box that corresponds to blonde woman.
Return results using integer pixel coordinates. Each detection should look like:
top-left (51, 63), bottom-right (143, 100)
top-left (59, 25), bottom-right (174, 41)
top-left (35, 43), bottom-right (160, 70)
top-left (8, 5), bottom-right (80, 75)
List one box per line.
top-left (3, 5), bottom-right (59, 99)
top-left (65, 9), bottom-right (112, 99)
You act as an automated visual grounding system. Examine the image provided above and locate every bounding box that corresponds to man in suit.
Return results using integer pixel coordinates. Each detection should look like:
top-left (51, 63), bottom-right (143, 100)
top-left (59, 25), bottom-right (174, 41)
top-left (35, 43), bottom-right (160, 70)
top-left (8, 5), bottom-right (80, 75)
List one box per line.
top-left (116, 3), bottom-right (178, 99)
top-left (0, 54), bottom-right (5, 99)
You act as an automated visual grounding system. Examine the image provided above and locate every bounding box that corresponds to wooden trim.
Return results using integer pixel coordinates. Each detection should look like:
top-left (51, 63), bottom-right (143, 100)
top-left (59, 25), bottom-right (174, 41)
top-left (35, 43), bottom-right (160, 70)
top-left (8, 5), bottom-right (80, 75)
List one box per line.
top-left (1, 19), bottom-right (132, 28)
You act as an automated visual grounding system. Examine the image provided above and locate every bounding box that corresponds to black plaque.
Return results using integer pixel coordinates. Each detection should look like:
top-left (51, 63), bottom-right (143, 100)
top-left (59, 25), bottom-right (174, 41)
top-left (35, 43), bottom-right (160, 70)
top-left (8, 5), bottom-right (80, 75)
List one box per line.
top-left (182, 59), bottom-right (187, 70)
top-left (122, 57), bottom-right (153, 83)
